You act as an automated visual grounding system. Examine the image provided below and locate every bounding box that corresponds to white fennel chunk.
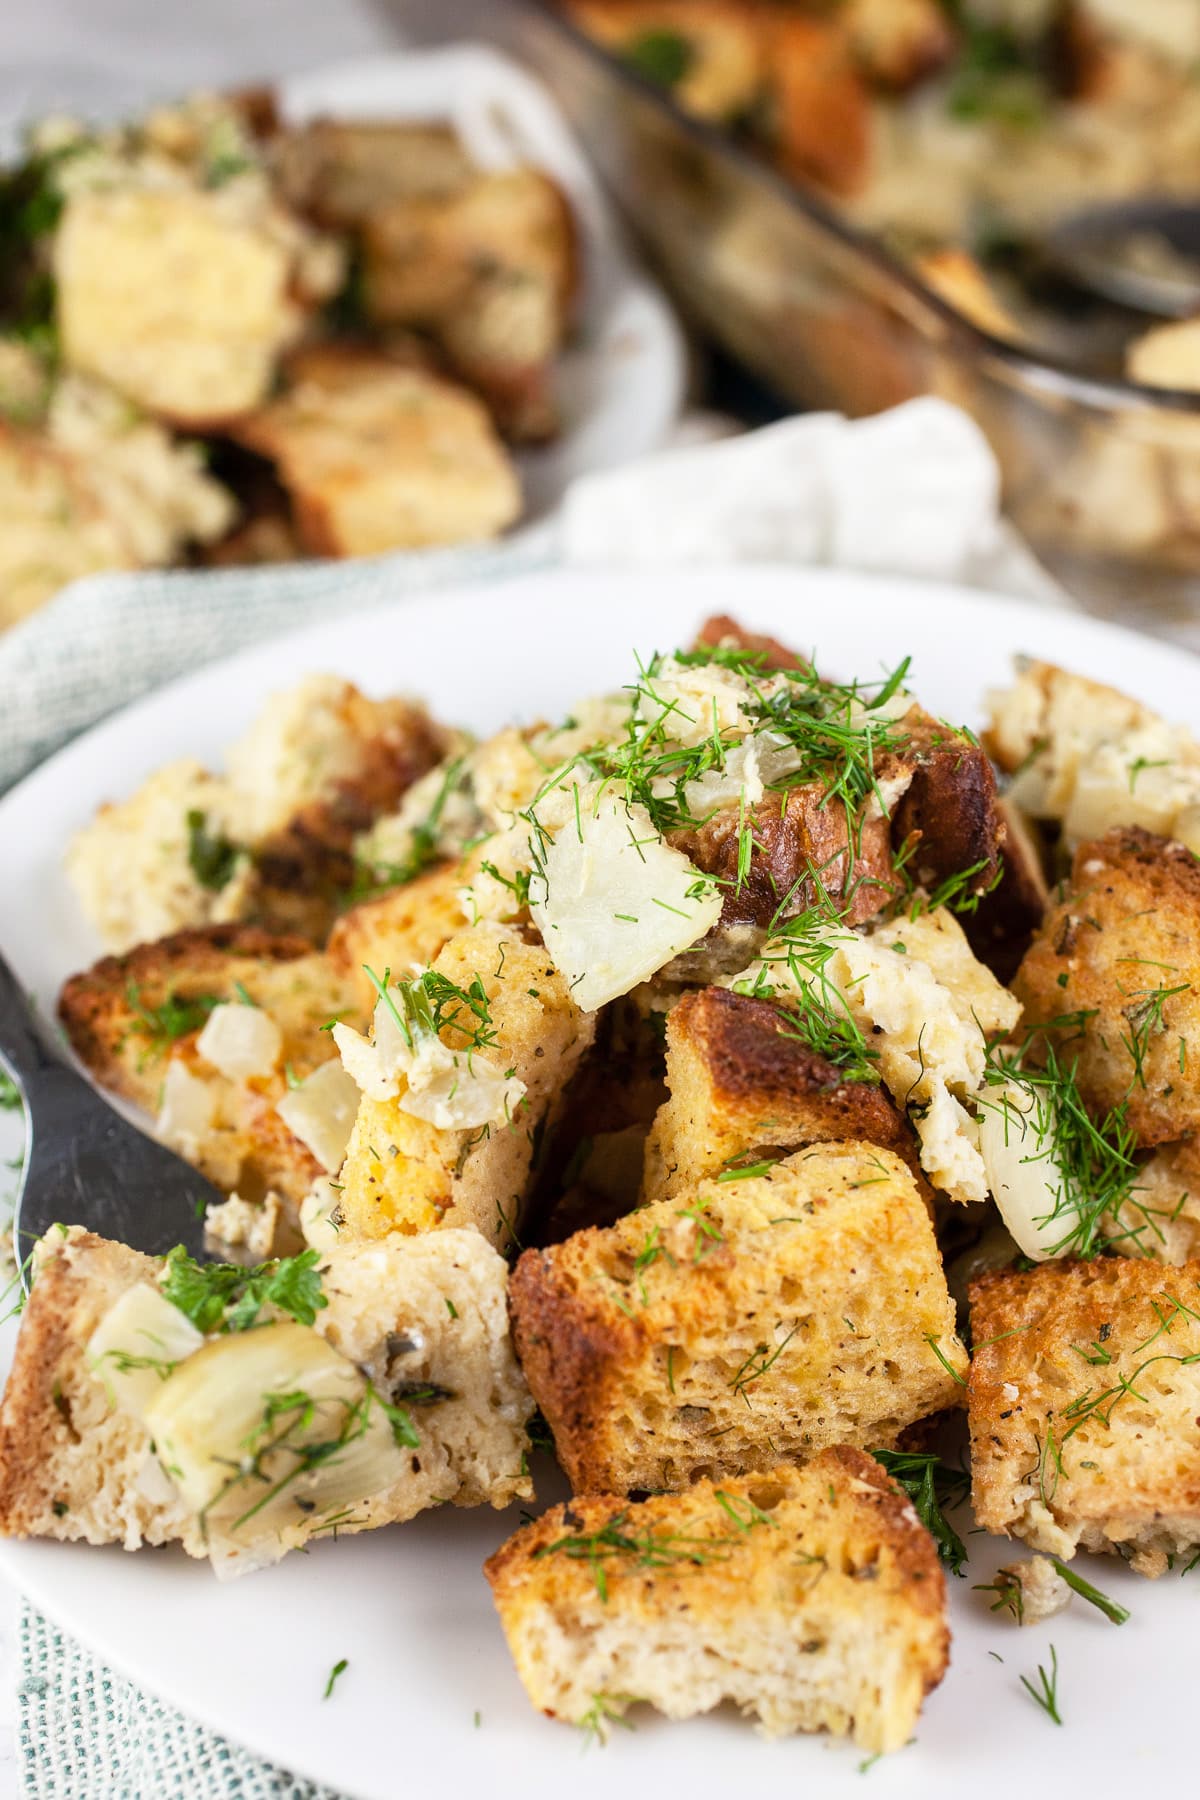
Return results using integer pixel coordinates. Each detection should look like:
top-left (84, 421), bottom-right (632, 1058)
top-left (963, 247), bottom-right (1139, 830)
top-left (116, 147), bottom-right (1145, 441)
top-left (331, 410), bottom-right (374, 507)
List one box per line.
top-left (142, 1320), bottom-right (407, 1536)
top-left (333, 982), bottom-right (526, 1132)
top-left (86, 1282), bottom-right (204, 1421)
top-left (977, 1077), bottom-right (1067, 1262)
top-left (275, 1059), bottom-right (359, 1172)
top-left (195, 1001), bottom-right (282, 1082)
top-left (529, 791), bottom-right (721, 1012)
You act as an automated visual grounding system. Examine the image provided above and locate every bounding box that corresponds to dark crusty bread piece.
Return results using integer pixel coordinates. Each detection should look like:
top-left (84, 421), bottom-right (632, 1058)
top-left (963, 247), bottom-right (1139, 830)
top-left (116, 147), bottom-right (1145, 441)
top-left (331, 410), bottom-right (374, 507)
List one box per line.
top-left (1012, 826), bottom-right (1200, 1145)
top-left (509, 1142), bottom-right (968, 1495)
top-left (969, 1256), bottom-right (1200, 1575)
top-left (484, 1447), bottom-right (949, 1753)
top-left (641, 985), bottom-right (922, 1204)
top-left (0, 1226), bottom-right (533, 1564)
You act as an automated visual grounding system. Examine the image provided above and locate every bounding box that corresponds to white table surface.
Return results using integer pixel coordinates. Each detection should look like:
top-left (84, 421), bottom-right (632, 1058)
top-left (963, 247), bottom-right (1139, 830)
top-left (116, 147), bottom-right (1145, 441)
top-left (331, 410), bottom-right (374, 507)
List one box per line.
top-left (0, 10), bottom-right (410, 1791)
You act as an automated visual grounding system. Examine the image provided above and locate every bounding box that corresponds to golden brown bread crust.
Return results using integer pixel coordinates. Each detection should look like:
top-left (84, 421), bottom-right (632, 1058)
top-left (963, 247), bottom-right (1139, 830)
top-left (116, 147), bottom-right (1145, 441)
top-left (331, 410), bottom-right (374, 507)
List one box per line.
top-left (327, 855), bottom-right (478, 1012)
top-left (968, 1255), bottom-right (1200, 1572)
top-left (1012, 826), bottom-right (1200, 1144)
top-left (58, 924), bottom-right (319, 1111)
top-left (251, 698), bottom-right (450, 934)
top-left (58, 924), bottom-right (361, 1207)
top-left (770, 17), bottom-right (874, 197)
top-left (642, 986), bottom-right (921, 1202)
top-left (484, 1448), bottom-right (948, 1752)
top-left (510, 1142), bottom-right (967, 1495)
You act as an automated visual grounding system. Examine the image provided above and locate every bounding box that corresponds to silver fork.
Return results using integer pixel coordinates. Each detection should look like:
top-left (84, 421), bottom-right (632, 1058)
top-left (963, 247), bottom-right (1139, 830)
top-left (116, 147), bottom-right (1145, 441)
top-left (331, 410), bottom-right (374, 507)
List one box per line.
top-left (0, 949), bottom-right (217, 1285)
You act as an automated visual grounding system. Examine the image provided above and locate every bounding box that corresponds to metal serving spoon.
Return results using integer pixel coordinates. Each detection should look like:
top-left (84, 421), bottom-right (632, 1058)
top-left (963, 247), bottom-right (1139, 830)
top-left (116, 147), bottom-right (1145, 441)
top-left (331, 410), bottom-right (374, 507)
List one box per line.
top-left (0, 948), bottom-right (216, 1287)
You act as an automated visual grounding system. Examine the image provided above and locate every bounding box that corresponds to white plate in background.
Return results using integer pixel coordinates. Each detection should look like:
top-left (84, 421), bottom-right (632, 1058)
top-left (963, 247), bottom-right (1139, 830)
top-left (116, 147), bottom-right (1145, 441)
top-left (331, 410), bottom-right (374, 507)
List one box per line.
top-left (0, 565), bottom-right (1194, 1800)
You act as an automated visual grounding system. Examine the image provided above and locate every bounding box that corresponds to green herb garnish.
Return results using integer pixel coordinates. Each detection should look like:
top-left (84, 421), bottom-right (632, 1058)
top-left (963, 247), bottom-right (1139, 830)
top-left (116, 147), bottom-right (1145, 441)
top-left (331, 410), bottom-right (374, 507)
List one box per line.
top-left (160, 1246), bottom-right (327, 1335)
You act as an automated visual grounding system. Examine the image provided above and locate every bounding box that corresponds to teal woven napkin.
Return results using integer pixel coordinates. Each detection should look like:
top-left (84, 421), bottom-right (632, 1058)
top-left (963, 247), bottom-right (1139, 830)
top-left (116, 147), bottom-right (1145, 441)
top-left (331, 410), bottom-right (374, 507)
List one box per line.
top-left (0, 529), bottom-right (555, 797)
top-left (18, 1601), bottom-right (337, 1800)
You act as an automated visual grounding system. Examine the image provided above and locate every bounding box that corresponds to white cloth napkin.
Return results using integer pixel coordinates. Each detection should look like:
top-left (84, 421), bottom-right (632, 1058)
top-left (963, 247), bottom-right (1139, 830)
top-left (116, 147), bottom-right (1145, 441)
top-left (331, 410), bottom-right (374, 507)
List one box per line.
top-left (561, 397), bottom-right (1062, 600)
top-left (0, 397), bottom-right (1060, 797)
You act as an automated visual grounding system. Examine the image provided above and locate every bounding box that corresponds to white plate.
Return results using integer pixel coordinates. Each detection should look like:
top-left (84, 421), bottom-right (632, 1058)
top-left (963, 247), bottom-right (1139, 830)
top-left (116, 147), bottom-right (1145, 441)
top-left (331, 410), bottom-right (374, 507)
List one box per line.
top-left (0, 565), bottom-right (1193, 1800)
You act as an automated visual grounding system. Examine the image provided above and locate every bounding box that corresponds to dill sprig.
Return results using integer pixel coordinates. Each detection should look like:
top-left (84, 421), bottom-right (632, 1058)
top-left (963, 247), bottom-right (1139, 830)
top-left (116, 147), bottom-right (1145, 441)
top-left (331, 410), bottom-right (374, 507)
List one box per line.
top-left (872, 1449), bottom-right (970, 1576)
top-left (1020, 1645), bottom-right (1062, 1725)
top-left (729, 1327), bottom-right (798, 1405)
top-left (1049, 1558), bottom-right (1129, 1626)
top-left (185, 809), bottom-right (239, 892)
top-left (732, 904), bottom-right (881, 1084)
top-left (982, 1029), bottom-right (1142, 1260)
top-left (364, 964), bottom-right (498, 1060)
top-left (578, 1692), bottom-right (638, 1747)
top-left (123, 982), bottom-right (219, 1063)
top-left (533, 1494), bottom-right (773, 1602)
top-left (351, 756), bottom-right (471, 897)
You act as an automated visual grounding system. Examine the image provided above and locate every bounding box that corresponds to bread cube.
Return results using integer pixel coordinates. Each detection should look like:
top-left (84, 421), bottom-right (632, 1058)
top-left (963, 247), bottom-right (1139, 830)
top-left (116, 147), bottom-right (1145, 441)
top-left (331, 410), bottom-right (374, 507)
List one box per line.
top-left (54, 188), bottom-right (306, 426)
top-left (0, 1226), bottom-right (532, 1571)
top-left (509, 1142), bottom-right (967, 1495)
top-left (641, 984), bottom-right (921, 1204)
top-left (969, 1255), bottom-right (1200, 1575)
top-left (485, 1447), bottom-right (949, 1753)
top-left (336, 924), bottom-right (594, 1249)
top-left (1012, 826), bottom-right (1200, 1145)
top-left (234, 347), bottom-right (521, 555)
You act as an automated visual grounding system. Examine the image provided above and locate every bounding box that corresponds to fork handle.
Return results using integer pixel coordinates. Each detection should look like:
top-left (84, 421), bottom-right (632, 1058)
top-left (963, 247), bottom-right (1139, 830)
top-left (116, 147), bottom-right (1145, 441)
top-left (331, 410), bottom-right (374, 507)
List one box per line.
top-left (0, 948), bottom-right (71, 1097)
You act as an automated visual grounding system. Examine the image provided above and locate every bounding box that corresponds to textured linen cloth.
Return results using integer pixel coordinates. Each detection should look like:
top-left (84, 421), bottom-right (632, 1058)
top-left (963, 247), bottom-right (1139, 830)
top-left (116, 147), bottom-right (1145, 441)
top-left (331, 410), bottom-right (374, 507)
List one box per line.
top-left (7, 396), bottom-right (1062, 1800)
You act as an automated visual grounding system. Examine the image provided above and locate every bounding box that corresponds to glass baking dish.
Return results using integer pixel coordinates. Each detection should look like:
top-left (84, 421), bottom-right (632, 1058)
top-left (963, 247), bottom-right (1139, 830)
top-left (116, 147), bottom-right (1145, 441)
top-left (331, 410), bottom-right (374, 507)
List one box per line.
top-left (396, 0), bottom-right (1200, 638)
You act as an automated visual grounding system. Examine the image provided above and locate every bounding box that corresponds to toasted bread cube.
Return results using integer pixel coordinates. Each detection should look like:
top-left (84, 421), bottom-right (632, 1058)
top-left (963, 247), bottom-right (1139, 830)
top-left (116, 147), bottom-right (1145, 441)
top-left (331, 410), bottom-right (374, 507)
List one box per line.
top-left (843, 0), bottom-right (954, 89)
top-left (1109, 1139), bottom-right (1200, 1264)
top-left (0, 422), bottom-right (133, 626)
top-left (985, 658), bottom-right (1200, 854)
top-left (275, 120), bottom-right (475, 226)
top-left (54, 188), bottom-right (307, 426)
top-left (58, 924), bottom-right (365, 1209)
top-left (509, 1142), bottom-right (967, 1495)
top-left (567, 3), bottom-right (764, 122)
top-left (234, 348), bottom-right (521, 555)
top-left (769, 18), bottom-right (873, 197)
top-left (642, 985), bottom-right (921, 1204)
top-left (65, 675), bottom-right (449, 953)
top-left (485, 1447), bottom-right (949, 1752)
top-left (0, 1226), bottom-right (532, 1568)
top-left (327, 855), bottom-right (479, 1013)
top-left (336, 924), bottom-right (594, 1249)
top-left (969, 1256), bottom-right (1200, 1574)
top-left (362, 168), bottom-right (575, 442)
top-left (1013, 826), bottom-right (1200, 1145)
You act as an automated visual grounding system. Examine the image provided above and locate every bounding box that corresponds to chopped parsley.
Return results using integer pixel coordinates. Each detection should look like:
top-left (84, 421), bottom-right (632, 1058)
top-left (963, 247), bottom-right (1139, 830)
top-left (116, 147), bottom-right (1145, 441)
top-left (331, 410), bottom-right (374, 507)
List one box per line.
top-left (323, 1658), bottom-right (348, 1699)
top-left (0, 1071), bottom-right (20, 1111)
top-left (185, 809), bottom-right (240, 891)
top-left (124, 983), bottom-right (219, 1062)
top-left (160, 1246), bottom-right (327, 1335)
top-left (622, 27), bottom-right (693, 90)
